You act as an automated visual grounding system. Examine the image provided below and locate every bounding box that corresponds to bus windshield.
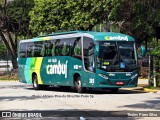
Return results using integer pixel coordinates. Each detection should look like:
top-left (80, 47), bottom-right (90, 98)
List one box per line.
top-left (97, 41), bottom-right (137, 72)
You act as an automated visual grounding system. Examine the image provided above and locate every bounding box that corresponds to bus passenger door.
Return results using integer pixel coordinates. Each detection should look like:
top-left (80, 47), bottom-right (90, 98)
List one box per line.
top-left (82, 36), bottom-right (96, 87)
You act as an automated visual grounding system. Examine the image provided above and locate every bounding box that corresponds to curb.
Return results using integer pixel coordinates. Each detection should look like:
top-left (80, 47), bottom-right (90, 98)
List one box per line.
top-left (138, 79), bottom-right (148, 80)
top-left (144, 88), bottom-right (159, 93)
top-left (121, 87), bottom-right (159, 93)
top-left (121, 87), bottom-right (144, 91)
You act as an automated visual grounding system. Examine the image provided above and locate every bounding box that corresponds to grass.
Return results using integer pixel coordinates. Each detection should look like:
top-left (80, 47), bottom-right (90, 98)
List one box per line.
top-left (145, 85), bottom-right (160, 90)
top-left (0, 76), bottom-right (18, 80)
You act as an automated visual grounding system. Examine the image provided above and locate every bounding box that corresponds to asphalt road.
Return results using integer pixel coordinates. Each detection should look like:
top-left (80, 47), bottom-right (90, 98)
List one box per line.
top-left (0, 81), bottom-right (160, 120)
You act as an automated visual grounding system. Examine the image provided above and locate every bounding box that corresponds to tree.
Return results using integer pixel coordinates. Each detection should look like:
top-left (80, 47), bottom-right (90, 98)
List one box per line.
top-left (108, 0), bottom-right (160, 46)
top-left (150, 42), bottom-right (160, 86)
top-left (66, 0), bottom-right (110, 30)
top-left (0, 0), bottom-right (34, 69)
top-left (0, 42), bottom-right (7, 59)
top-left (29, 0), bottom-right (69, 35)
top-left (29, 0), bottom-right (110, 35)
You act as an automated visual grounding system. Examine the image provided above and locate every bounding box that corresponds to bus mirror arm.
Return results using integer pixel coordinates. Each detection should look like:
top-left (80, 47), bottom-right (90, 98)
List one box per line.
top-left (90, 43), bottom-right (95, 47)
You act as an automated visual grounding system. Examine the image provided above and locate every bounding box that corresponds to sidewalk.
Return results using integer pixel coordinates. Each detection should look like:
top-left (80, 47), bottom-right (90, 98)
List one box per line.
top-left (122, 79), bottom-right (159, 93)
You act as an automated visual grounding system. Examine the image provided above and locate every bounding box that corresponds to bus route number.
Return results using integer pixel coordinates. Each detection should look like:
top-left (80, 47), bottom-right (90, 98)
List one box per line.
top-left (89, 78), bottom-right (94, 84)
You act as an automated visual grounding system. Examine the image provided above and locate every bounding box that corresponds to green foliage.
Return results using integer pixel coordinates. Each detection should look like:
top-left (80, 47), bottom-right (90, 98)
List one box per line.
top-left (67, 0), bottom-right (109, 30)
top-left (29, 0), bottom-right (110, 35)
top-left (0, 0), bottom-right (34, 35)
top-left (0, 76), bottom-right (18, 80)
top-left (108, 0), bottom-right (160, 44)
top-left (74, 44), bottom-right (81, 55)
top-left (29, 0), bottom-right (69, 35)
top-left (7, 0), bottom-right (34, 35)
top-left (151, 42), bottom-right (160, 58)
top-left (40, 45), bottom-right (45, 56)
top-left (51, 43), bottom-right (55, 56)
top-left (151, 41), bottom-right (160, 86)
top-left (62, 42), bottom-right (69, 56)
top-left (0, 43), bottom-right (7, 59)
top-left (0, 0), bottom-right (4, 5)
top-left (29, 0), bottom-right (160, 43)
top-left (0, 0), bottom-right (34, 69)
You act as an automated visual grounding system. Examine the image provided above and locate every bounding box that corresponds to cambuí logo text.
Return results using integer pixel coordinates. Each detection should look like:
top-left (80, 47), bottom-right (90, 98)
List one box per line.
top-left (46, 60), bottom-right (68, 78)
top-left (105, 36), bottom-right (128, 41)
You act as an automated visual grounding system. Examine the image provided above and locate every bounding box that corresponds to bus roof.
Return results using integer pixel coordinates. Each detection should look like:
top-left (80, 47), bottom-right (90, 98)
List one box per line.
top-left (20, 31), bottom-right (135, 43)
top-left (39, 31), bottom-right (134, 41)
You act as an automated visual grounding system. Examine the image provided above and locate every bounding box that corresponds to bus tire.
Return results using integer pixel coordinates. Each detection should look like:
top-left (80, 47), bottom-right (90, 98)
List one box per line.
top-left (32, 74), bottom-right (41, 90)
top-left (74, 76), bottom-right (84, 93)
top-left (110, 88), bottom-right (118, 94)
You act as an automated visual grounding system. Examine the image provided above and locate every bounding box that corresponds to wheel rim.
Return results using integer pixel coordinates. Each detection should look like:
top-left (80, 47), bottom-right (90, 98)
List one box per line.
top-left (33, 77), bottom-right (37, 88)
top-left (77, 80), bottom-right (81, 89)
top-left (75, 77), bottom-right (81, 91)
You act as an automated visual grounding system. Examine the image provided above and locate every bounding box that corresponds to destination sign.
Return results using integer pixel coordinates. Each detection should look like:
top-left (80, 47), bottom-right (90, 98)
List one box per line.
top-left (105, 36), bottom-right (128, 41)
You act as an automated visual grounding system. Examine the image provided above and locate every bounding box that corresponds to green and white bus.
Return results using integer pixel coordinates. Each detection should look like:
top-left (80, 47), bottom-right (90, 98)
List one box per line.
top-left (18, 31), bottom-right (142, 93)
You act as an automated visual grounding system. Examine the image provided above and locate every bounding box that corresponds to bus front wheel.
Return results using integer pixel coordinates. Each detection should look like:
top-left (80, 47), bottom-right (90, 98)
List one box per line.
top-left (32, 74), bottom-right (41, 90)
top-left (74, 76), bottom-right (84, 93)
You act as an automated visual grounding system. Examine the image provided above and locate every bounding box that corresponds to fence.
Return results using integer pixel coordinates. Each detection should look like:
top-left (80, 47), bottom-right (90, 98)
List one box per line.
top-left (0, 60), bottom-right (18, 80)
top-left (0, 60), bottom-right (13, 75)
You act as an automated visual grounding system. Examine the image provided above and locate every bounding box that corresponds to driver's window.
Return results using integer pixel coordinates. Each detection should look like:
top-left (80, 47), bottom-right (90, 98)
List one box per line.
top-left (83, 37), bottom-right (95, 72)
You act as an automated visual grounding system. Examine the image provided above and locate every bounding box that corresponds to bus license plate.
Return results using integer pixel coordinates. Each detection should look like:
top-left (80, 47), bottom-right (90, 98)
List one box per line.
top-left (116, 81), bottom-right (124, 85)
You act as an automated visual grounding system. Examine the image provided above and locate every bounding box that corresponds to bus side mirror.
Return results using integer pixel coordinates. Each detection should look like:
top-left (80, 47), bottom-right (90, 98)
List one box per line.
top-left (141, 45), bottom-right (146, 57)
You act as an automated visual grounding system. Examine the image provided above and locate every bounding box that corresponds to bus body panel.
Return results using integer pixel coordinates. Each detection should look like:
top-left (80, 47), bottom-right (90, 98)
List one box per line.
top-left (18, 31), bottom-right (139, 90)
top-left (94, 69), bottom-right (138, 88)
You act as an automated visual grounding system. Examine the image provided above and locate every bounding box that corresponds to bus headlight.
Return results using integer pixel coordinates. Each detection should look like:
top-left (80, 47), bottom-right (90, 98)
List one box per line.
top-left (131, 74), bottom-right (138, 80)
top-left (98, 74), bottom-right (108, 79)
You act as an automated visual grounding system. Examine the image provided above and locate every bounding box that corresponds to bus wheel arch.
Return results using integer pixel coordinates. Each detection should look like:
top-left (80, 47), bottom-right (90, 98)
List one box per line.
top-left (73, 73), bottom-right (84, 93)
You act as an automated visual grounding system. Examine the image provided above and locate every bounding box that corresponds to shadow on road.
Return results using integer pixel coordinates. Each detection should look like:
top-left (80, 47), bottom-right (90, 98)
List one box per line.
top-left (119, 97), bottom-right (160, 110)
top-left (0, 95), bottom-right (46, 101)
top-left (25, 86), bottom-right (147, 95)
top-left (0, 87), bottom-right (147, 103)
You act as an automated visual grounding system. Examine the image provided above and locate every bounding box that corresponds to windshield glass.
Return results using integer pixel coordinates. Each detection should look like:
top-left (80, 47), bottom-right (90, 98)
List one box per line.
top-left (97, 41), bottom-right (137, 72)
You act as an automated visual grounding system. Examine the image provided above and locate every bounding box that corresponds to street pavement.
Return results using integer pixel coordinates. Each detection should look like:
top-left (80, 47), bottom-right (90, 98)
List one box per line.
top-left (0, 80), bottom-right (159, 120)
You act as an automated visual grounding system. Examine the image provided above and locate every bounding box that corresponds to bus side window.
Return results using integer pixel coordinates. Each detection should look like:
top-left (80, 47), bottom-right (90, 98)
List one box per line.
top-left (56, 39), bottom-right (68, 56)
top-left (72, 37), bottom-right (82, 59)
top-left (83, 37), bottom-right (95, 72)
top-left (61, 39), bottom-right (70, 56)
top-left (19, 43), bottom-right (27, 58)
top-left (41, 43), bottom-right (45, 57)
top-left (51, 40), bottom-right (56, 56)
top-left (55, 39), bottom-right (60, 56)
top-left (25, 43), bottom-right (28, 57)
top-left (45, 41), bottom-right (52, 56)
top-left (30, 43), bottom-right (35, 57)
top-left (27, 42), bottom-right (34, 57)
top-left (34, 41), bottom-right (43, 57)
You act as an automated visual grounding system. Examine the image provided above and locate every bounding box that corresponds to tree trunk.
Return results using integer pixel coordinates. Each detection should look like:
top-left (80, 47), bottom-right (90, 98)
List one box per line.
top-left (11, 56), bottom-right (18, 69)
top-left (0, 32), bottom-right (18, 69)
top-left (87, 24), bottom-right (94, 31)
top-left (145, 39), bottom-right (148, 52)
